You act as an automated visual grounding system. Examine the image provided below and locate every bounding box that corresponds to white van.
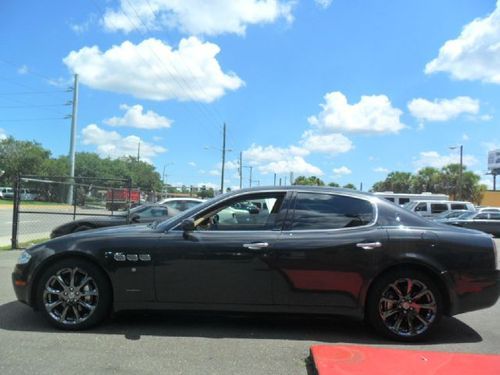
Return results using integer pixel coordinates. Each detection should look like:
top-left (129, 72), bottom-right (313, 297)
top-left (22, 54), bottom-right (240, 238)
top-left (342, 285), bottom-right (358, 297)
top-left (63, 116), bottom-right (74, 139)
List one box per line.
top-left (0, 187), bottom-right (13, 199)
top-left (374, 192), bottom-right (448, 206)
top-left (404, 200), bottom-right (475, 218)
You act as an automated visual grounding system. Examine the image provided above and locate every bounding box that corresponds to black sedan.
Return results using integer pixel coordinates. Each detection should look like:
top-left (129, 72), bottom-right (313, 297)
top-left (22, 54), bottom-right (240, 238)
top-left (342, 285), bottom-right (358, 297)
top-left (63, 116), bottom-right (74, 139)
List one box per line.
top-left (12, 187), bottom-right (499, 341)
top-left (50, 204), bottom-right (179, 238)
top-left (447, 211), bottom-right (500, 237)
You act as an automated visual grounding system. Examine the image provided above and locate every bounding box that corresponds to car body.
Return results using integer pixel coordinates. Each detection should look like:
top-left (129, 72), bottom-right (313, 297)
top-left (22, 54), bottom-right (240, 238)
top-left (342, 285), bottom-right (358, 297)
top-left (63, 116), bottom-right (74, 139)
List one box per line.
top-left (50, 204), bottom-right (179, 238)
top-left (156, 197), bottom-right (204, 212)
top-left (476, 206), bottom-right (500, 213)
top-left (12, 186), bottom-right (499, 341)
top-left (446, 211), bottom-right (500, 237)
top-left (404, 200), bottom-right (475, 218)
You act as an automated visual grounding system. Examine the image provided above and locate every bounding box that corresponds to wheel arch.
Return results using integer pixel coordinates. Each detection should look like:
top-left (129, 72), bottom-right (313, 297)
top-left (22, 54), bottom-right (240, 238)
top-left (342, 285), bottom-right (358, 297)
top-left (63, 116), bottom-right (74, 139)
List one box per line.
top-left (362, 262), bottom-right (452, 316)
top-left (30, 252), bottom-right (113, 311)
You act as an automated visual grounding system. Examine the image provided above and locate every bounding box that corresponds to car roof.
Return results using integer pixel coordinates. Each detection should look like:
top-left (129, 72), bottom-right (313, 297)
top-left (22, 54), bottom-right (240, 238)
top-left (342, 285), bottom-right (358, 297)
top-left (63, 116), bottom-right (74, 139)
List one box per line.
top-left (222, 185), bottom-right (375, 199)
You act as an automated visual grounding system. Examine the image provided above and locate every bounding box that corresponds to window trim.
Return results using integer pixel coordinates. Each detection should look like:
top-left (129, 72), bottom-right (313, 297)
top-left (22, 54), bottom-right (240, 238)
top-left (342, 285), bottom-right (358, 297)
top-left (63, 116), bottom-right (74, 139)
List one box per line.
top-left (284, 191), bottom-right (378, 233)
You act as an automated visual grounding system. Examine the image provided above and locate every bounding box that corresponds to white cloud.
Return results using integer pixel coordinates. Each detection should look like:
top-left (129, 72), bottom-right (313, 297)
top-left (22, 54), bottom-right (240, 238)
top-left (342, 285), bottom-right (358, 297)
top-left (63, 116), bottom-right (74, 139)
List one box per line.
top-left (209, 169), bottom-right (221, 176)
top-left (153, 136), bottom-right (163, 142)
top-left (412, 151), bottom-right (478, 170)
top-left (425, 1), bottom-right (500, 84)
top-left (408, 96), bottom-right (480, 122)
top-left (102, 0), bottom-right (294, 36)
top-left (300, 131), bottom-right (353, 154)
top-left (243, 144), bottom-right (322, 175)
top-left (17, 65), bottom-right (28, 75)
top-left (332, 166), bottom-right (351, 177)
top-left (0, 128), bottom-right (7, 140)
top-left (462, 133), bottom-right (470, 141)
top-left (315, 0), bottom-right (333, 9)
top-left (480, 178), bottom-right (494, 189)
top-left (81, 124), bottom-right (166, 162)
top-left (63, 37), bottom-right (243, 102)
top-left (308, 91), bottom-right (405, 134)
top-left (373, 167), bottom-right (389, 173)
top-left (46, 76), bottom-right (72, 88)
top-left (188, 161), bottom-right (197, 167)
top-left (104, 104), bottom-right (172, 129)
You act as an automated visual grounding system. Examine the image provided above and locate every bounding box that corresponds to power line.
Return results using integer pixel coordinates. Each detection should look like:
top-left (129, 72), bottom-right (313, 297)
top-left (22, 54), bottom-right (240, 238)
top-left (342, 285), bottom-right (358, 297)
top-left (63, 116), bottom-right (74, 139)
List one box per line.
top-left (0, 103), bottom-right (66, 108)
top-left (0, 117), bottom-right (66, 122)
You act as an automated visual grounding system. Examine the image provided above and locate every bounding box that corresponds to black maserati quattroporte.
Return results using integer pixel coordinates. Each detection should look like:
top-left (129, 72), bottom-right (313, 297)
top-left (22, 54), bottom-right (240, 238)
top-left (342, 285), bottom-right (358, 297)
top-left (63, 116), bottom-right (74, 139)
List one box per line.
top-left (12, 187), bottom-right (499, 341)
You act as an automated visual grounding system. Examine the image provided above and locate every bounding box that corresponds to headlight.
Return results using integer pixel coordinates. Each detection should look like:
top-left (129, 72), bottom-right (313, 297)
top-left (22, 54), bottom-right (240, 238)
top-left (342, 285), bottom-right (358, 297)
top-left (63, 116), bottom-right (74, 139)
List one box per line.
top-left (17, 250), bottom-right (31, 265)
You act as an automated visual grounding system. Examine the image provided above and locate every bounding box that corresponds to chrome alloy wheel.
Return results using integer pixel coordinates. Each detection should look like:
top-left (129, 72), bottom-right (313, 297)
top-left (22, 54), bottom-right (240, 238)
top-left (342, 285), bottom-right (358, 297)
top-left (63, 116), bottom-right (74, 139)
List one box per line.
top-left (42, 267), bottom-right (99, 325)
top-left (378, 278), bottom-right (437, 337)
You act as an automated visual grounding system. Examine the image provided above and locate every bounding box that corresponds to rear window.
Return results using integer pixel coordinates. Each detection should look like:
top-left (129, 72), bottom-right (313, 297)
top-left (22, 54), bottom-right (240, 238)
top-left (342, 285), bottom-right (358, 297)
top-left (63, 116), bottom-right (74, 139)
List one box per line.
top-left (451, 203), bottom-right (467, 210)
top-left (291, 193), bottom-right (374, 230)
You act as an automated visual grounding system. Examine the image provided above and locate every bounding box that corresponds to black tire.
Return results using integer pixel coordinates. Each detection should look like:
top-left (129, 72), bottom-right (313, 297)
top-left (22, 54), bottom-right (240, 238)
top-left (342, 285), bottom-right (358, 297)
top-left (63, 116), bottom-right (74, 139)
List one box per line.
top-left (366, 269), bottom-right (443, 342)
top-left (36, 258), bottom-right (111, 330)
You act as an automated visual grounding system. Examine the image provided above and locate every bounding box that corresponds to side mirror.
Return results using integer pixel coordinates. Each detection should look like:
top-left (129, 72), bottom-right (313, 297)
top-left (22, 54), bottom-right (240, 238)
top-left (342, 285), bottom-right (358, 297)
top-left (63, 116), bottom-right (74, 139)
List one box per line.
top-left (181, 218), bottom-right (195, 232)
top-left (131, 214), bottom-right (141, 223)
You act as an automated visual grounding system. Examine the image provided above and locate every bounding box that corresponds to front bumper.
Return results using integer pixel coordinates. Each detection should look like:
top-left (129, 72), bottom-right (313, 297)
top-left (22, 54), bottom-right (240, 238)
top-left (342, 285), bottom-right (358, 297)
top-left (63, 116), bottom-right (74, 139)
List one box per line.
top-left (448, 269), bottom-right (500, 316)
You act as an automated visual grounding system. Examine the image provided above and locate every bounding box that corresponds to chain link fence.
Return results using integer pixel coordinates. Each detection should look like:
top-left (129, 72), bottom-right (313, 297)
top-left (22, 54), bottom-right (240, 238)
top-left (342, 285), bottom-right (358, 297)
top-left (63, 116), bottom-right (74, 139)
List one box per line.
top-left (11, 175), bottom-right (134, 248)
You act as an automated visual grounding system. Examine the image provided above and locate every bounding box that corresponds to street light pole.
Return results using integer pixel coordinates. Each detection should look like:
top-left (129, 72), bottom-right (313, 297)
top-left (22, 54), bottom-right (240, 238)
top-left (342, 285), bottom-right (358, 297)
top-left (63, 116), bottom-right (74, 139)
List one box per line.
top-left (67, 73), bottom-right (78, 205)
top-left (220, 123), bottom-right (226, 194)
top-left (449, 144), bottom-right (463, 200)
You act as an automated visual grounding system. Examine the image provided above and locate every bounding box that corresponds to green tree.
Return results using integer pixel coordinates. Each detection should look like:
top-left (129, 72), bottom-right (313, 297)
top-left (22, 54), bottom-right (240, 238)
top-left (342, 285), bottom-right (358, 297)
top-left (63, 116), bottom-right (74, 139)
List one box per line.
top-left (371, 171), bottom-right (413, 193)
top-left (411, 167), bottom-right (441, 193)
top-left (343, 183), bottom-right (357, 190)
top-left (0, 137), bottom-right (51, 184)
top-left (328, 182), bottom-right (340, 187)
top-left (293, 176), bottom-right (325, 186)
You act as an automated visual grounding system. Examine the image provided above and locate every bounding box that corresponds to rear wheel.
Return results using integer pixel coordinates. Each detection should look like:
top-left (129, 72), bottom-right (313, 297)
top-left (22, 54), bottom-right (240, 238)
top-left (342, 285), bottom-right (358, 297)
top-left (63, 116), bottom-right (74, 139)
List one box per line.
top-left (366, 269), bottom-right (442, 341)
top-left (37, 259), bottom-right (111, 330)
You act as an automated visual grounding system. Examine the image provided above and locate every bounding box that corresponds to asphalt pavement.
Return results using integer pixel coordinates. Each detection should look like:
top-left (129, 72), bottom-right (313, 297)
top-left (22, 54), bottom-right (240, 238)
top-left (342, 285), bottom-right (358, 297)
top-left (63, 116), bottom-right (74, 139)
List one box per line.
top-left (0, 243), bottom-right (499, 375)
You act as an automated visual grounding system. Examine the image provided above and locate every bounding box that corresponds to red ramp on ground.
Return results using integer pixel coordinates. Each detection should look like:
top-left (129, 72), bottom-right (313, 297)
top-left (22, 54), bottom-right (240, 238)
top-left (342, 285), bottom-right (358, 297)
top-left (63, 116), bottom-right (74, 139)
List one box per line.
top-left (310, 345), bottom-right (500, 375)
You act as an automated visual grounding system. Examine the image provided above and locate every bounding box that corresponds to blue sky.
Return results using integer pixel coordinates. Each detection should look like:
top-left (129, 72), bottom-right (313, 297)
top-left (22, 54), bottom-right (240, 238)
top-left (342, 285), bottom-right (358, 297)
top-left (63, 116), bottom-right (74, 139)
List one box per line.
top-left (1, 0), bottom-right (499, 190)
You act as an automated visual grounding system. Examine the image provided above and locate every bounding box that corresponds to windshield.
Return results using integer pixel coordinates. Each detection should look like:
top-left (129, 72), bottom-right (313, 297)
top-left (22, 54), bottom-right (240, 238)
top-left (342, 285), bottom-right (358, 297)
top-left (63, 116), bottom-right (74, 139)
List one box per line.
top-left (457, 211), bottom-right (476, 220)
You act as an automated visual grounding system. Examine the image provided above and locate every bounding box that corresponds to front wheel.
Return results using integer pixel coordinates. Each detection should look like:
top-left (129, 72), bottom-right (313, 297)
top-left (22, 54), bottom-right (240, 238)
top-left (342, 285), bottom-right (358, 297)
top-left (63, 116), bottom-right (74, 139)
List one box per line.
top-left (37, 259), bottom-right (111, 330)
top-left (366, 269), bottom-right (443, 341)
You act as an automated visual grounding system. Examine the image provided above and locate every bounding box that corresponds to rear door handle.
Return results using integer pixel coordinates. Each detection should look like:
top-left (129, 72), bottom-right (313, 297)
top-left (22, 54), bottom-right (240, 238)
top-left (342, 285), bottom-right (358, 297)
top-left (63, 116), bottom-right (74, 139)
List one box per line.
top-left (243, 242), bottom-right (269, 250)
top-left (356, 242), bottom-right (382, 250)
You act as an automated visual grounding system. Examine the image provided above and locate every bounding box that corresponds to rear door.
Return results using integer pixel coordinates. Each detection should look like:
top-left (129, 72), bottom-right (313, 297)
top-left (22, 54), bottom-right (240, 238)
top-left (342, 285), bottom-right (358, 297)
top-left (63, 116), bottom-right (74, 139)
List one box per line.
top-left (271, 192), bottom-right (386, 308)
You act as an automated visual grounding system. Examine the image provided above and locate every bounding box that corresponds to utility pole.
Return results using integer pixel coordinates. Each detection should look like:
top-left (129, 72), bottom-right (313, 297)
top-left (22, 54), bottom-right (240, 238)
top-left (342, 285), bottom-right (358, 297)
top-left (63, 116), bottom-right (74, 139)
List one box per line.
top-left (137, 141), bottom-right (141, 162)
top-left (290, 172), bottom-right (294, 185)
top-left (220, 123), bottom-right (227, 194)
top-left (249, 166), bottom-right (253, 187)
top-left (459, 145), bottom-right (463, 200)
top-left (67, 74), bottom-right (78, 205)
top-left (239, 151), bottom-right (243, 189)
top-left (273, 173), bottom-right (277, 186)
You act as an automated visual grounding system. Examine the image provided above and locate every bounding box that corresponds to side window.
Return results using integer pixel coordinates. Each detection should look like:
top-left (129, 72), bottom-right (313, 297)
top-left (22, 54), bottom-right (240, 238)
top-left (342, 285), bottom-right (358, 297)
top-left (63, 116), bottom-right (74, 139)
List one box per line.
top-left (399, 198), bottom-right (410, 205)
top-left (475, 213), bottom-right (489, 219)
top-left (451, 203), bottom-right (467, 210)
top-left (415, 202), bottom-right (427, 212)
top-left (489, 213), bottom-right (500, 220)
top-left (431, 203), bottom-right (448, 214)
top-left (385, 197), bottom-right (395, 202)
top-left (291, 193), bottom-right (374, 230)
top-left (194, 193), bottom-right (285, 231)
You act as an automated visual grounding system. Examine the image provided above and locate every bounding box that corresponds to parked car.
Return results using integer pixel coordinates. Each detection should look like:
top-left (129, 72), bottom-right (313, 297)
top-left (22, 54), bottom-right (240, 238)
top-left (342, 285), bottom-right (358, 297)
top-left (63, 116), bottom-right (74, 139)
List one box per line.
top-left (50, 204), bottom-right (179, 238)
top-left (476, 206), bottom-right (500, 213)
top-left (446, 211), bottom-right (500, 237)
top-left (403, 200), bottom-right (475, 218)
top-left (0, 187), bottom-right (14, 199)
top-left (13, 187), bottom-right (499, 342)
top-left (432, 209), bottom-right (472, 223)
top-left (157, 197), bottom-right (204, 212)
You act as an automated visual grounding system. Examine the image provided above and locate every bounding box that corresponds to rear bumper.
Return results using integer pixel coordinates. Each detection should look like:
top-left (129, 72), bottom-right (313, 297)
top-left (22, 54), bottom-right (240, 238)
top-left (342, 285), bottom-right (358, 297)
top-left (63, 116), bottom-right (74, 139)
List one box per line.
top-left (448, 269), bottom-right (500, 315)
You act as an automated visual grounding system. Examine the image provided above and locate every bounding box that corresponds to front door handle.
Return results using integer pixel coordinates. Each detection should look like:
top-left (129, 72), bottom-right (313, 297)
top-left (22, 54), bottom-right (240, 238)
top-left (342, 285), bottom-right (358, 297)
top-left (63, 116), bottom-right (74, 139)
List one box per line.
top-left (356, 241), bottom-right (382, 250)
top-left (243, 242), bottom-right (269, 250)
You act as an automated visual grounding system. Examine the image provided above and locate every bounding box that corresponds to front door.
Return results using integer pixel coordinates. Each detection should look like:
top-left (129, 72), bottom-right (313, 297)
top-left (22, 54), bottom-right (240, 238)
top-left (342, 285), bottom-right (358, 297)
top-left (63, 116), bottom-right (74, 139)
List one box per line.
top-left (154, 191), bottom-right (290, 305)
